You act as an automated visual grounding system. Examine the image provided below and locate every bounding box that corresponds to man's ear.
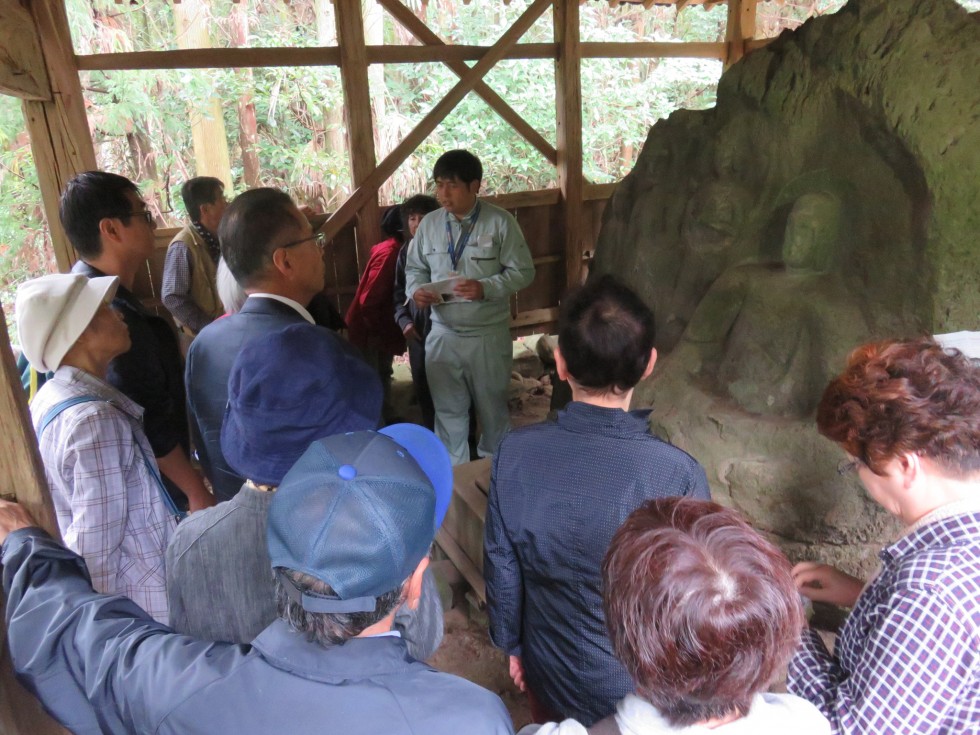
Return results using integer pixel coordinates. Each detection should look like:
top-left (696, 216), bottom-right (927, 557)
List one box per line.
top-left (403, 556), bottom-right (430, 611)
top-left (641, 347), bottom-right (658, 380)
top-left (98, 216), bottom-right (125, 246)
top-left (467, 179), bottom-right (482, 196)
top-left (897, 452), bottom-right (920, 490)
top-left (270, 245), bottom-right (291, 278)
top-left (554, 346), bottom-right (571, 383)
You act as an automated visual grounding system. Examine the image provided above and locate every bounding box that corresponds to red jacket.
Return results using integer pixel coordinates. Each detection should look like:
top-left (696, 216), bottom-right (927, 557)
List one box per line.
top-left (345, 237), bottom-right (407, 356)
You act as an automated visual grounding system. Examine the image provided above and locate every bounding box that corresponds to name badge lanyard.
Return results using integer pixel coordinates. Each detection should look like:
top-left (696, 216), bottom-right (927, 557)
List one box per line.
top-left (446, 202), bottom-right (481, 272)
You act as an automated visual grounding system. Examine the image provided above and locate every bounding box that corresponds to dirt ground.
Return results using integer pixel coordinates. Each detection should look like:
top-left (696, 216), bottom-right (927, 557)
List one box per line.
top-left (391, 336), bottom-right (552, 730)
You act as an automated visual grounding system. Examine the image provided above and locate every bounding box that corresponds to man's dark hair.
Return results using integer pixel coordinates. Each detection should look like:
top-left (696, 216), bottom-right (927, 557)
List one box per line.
top-left (603, 498), bottom-right (804, 727)
top-left (59, 171), bottom-right (141, 259)
top-left (432, 150), bottom-right (482, 185)
top-left (274, 569), bottom-right (403, 647)
top-left (557, 274), bottom-right (656, 393)
top-left (400, 195), bottom-right (439, 232)
top-left (219, 188), bottom-right (300, 287)
top-left (181, 176), bottom-right (224, 222)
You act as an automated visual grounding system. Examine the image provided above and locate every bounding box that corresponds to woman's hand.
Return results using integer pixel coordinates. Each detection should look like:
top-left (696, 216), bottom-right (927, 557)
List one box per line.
top-left (793, 561), bottom-right (864, 607)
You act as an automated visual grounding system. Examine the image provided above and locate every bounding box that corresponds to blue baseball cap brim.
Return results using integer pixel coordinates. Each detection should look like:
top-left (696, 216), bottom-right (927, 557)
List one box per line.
top-left (379, 423), bottom-right (453, 528)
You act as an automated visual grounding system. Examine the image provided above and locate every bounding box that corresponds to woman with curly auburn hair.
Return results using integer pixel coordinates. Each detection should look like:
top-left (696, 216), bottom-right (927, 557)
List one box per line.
top-left (788, 337), bottom-right (980, 734)
top-left (519, 498), bottom-right (830, 735)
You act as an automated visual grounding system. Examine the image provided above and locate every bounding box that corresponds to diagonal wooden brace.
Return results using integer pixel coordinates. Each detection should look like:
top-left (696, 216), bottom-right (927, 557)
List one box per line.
top-left (320, 0), bottom-right (553, 243)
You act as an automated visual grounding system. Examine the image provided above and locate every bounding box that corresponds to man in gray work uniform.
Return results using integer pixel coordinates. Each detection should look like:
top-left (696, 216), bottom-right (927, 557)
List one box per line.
top-left (406, 150), bottom-right (535, 464)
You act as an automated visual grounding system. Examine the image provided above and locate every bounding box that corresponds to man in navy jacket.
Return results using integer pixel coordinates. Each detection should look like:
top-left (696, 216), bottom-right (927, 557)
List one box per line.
top-left (186, 188), bottom-right (343, 501)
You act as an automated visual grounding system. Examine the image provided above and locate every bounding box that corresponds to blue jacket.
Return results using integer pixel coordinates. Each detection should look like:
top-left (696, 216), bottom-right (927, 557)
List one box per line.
top-left (185, 297), bottom-right (308, 501)
top-left (484, 402), bottom-right (711, 726)
top-left (2, 528), bottom-right (514, 735)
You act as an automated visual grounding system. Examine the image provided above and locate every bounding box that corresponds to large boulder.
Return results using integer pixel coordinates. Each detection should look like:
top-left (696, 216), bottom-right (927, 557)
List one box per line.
top-left (594, 0), bottom-right (979, 574)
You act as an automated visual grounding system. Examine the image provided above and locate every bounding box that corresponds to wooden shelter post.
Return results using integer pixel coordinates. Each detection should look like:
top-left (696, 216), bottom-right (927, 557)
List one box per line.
top-left (0, 307), bottom-right (67, 733)
top-left (19, 0), bottom-right (95, 273)
top-left (725, 0), bottom-right (758, 68)
top-left (335, 0), bottom-right (383, 269)
top-left (555, 0), bottom-right (584, 288)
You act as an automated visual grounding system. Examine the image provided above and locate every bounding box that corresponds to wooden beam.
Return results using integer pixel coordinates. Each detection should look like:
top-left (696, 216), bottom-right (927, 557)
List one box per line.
top-left (73, 39), bottom-right (728, 72)
top-left (74, 43), bottom-right (558, 71)
top-left (555, 0), bottom-right (585, 289)
top-left (485, 187), bottom-right (561, 209)
top-left (22, 0), bottom-right (96, 273)
top-left (0, 0), bottom-right (51, 100)
top-left (377, 0), bottom-right (557, 165)
top-left (435, 528), bottom-right (486, 607)
top-left (335, 0), bottom-right (382, 269)
top-left (0, 311), bottom-right (67, 734)
top-left (320, 0), bottom-right (552, 243)
top-left (584, 181), bottom-right (617, 201)
top-left (581, 41), bottom-right (726, 59)
top-left (511, 306), bottom-right (560, 329)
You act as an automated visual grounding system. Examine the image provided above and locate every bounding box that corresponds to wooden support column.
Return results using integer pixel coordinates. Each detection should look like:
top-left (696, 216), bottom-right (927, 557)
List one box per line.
top-left (335, 0), bottom-right (382, 271)
top-left (21, 0), bottom-right (96, 273)
top-left (555, 0), bottom-right (584, 288)
top-left (725, 0), bottom-right (757, 69)
top-left (0, 310), bottom-right (66, 733)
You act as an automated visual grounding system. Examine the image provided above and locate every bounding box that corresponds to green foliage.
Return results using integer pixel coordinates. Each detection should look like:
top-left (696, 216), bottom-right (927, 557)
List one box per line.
top-left (2, 0), bottom-right (851, 320)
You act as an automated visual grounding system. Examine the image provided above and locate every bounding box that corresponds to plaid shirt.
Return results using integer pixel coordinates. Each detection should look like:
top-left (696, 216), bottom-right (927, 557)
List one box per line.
top-left (30, 367), bottom-right (176, 624)
top-left (787, 511), bottom-right (980, 734)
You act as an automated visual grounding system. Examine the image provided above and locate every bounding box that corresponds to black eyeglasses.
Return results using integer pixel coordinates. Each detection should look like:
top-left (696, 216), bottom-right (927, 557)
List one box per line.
top-left (117, 210), bottom-right (156, 227)
top-left (837, 458), bottom-right (861, 475)
top-left (280, 232), bottom-right (327, 252)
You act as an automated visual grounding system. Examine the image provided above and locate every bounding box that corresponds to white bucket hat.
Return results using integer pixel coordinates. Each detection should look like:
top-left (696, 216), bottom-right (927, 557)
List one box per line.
top-left (15, 274), bottom-right (120, 373)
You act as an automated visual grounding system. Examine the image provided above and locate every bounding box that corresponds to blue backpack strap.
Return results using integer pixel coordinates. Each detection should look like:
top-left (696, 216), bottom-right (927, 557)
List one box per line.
top-left (37, 394), bottom-right (186, 523)
top-left (38, 395), bottom-right (104, 436)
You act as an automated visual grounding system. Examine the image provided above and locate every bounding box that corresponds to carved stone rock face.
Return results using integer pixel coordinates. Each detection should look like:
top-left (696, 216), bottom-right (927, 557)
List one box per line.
top-left (594, 0), bottom-right (979, 571)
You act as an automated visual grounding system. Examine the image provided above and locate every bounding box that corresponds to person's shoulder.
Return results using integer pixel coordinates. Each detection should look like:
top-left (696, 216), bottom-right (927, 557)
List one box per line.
top-left (168, 498), bottom-right (246, 558)
top-left (753, 692), bottom-right (831, 734)
top-left (410, 669), bottom-right (514, 732)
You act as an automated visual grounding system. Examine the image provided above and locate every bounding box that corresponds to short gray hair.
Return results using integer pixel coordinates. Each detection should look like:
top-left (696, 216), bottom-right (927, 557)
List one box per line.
top-left (216, 257), bottom-right (247, 314)
top-left (274, 569), bottom-right (404, 647)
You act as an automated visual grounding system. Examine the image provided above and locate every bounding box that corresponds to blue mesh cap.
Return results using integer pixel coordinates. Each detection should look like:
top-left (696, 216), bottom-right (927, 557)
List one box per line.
top-left (221, 322), bottom-right (383, 486)
top-left (267, 428), bottom-right (450, 613)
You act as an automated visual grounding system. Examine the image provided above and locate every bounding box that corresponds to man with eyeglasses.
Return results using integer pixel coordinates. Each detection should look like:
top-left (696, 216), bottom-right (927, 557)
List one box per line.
top-left (63, 171), bottom-right (215, 513)
top-left (185, 187), bottom-right (343, 502)
top-left (162, 176), bottom-right (228, 337)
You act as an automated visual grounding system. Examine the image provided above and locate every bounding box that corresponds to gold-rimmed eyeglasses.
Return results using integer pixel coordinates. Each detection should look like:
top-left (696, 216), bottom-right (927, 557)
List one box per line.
top-left (280, 232), bottom-right (327, 252)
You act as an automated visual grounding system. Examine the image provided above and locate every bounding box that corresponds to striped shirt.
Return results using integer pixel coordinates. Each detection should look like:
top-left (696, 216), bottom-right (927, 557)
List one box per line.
top-left (30, 366), bottom-right (176, 623)
top-left (787, 511), bottom-right (980, 734)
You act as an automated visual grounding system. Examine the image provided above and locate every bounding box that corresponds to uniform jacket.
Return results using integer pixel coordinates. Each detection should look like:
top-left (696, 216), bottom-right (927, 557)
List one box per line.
top-left (163, 224), bottom-right (222, 333)
top-left (2, 528), bottom-right (514, 735)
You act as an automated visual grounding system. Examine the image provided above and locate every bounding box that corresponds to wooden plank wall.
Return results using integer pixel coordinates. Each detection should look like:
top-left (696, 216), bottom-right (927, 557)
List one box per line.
top-left (135, 191), bottom-right (612, 337)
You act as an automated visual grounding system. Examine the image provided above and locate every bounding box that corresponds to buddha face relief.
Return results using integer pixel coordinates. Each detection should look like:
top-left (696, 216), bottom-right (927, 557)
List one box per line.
top-left (782, 192), bottom-right (844, 273)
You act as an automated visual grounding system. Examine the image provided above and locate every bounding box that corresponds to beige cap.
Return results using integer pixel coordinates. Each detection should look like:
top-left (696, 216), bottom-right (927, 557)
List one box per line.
top-left (15, 274), bottom-right (120, 373)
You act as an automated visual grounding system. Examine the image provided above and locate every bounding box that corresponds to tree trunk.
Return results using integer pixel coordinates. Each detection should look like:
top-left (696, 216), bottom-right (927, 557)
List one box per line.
top-left (229, 2), bottom-right (260, 188)
top-left (316, 0), bottom-right (346, 206)
top-left (173, 0), bottom-right (233, 190)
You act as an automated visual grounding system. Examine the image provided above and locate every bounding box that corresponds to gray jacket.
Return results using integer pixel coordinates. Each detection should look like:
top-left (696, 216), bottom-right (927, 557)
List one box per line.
top-left (3, 528), bottom-right (512, 735)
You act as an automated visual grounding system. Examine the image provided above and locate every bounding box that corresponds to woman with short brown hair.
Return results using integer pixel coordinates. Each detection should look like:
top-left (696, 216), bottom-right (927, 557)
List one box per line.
top-left (790, 337), bottom-right (980, 734)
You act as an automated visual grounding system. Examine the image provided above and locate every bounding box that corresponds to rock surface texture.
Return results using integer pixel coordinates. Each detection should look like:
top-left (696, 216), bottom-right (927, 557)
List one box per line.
top-left (593, 0), bottom-right (979, 574)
